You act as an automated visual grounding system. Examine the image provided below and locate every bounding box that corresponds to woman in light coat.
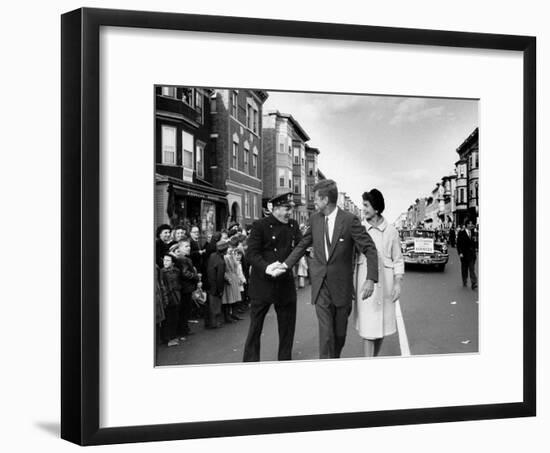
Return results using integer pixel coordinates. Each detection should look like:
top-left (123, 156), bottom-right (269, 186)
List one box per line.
top-left (353, 189), bottom-right (404, 357)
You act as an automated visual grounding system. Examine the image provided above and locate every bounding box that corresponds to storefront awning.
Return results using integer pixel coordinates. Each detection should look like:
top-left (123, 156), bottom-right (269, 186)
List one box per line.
top-left (172, 185), bottom-right (228, 205)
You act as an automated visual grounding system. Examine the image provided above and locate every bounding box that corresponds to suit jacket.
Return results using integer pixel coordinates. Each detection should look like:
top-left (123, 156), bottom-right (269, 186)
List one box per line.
top-left (456, 229), bottom-right (477, 261)
top-left (284, 208), bottom-right (378, 307)
top-left (189, 238), bottom-right (207, 274)
top-left (245, 214), bottom-right (302, 304)
top-left (206, 252), bottom-right (226, 298)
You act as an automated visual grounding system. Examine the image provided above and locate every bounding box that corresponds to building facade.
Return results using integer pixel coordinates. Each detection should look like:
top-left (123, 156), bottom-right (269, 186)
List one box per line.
top-left (454, 127), bottom-right (479, 226)
top-left (441, 174), bottom-right (457, 228)
top-left (155, 86), bottom-right (229, 237)
top-left (305, 145), bottom-right (320, 218)
top-left (262, 110), bottom-right (310, 225)
top-left (210, 89), bottom-right (268, 228)
top-left (407, 197), bottom-right (427, 228)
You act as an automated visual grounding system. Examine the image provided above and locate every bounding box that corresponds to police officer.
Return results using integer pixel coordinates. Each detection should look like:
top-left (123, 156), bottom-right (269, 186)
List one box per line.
top-left (243, 192), bottom-right (302, 361)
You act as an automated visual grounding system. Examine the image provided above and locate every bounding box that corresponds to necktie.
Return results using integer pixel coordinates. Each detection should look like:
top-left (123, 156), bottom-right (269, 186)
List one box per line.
top-left (325, 216), bottom-right (331, 251)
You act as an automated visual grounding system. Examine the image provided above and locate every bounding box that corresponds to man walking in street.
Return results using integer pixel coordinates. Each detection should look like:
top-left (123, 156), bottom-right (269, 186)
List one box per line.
top-left (456, 217), bottom-right (478, 290)
top-left (274, 180), bottom-right (379, 359)
top-left (242, 192), bottom-right (303, 362)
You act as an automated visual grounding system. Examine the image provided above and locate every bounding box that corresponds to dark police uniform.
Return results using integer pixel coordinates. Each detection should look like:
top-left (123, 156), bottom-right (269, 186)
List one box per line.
top-left (243, 193), bottom-right (303, 361)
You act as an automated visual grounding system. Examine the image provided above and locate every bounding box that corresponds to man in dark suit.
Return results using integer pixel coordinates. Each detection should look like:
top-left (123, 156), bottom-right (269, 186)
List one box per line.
top-left (456, 218), bottom-right (478, 290)
top-left (275, 180), bottom-right (379, 359)
top-left (242, 192), bottom-right (303, 362)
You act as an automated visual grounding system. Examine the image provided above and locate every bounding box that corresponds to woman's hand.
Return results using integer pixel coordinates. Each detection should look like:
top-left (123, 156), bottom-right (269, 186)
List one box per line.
top-left (361, 280), bottom-right (374, 300)
top-left (391, 278), bottom-right (403, 302)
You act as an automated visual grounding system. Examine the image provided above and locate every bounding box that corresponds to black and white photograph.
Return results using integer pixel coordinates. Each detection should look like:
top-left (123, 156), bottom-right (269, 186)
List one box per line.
top-left (154, 87), bottom-right (479, 366)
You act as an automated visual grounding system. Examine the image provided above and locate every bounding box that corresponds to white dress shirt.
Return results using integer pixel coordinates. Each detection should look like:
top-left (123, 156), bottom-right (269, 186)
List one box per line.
top-left (324, 207), bottom-right (339, 259)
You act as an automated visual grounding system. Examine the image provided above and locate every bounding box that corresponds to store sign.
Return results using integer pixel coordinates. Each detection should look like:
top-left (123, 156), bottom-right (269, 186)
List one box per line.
top-left (175, 187), bottom-right (226, 203)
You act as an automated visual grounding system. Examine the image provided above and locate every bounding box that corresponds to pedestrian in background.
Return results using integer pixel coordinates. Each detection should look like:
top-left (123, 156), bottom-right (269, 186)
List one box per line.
top-left (175, 239), bottom-right (200, 337)
top-left (449, 224), bottom-right (456, 248)
top-left (456, 217), bottom-right (478, 290)
top-left (172, 225), bottom-right (187, 243)
top-left (155, 264), bottom-right (165, 346)
top-left (353, 189), bottom-right (404, 357)
top-left (160, 253), bottom-right (183, 347)
top-left (155, 224), bottom-right (173, 268)
top-left (233, 248), bottom-right (247, 313)
top-left (222, 241), bottom-right (243, 323)
top-left (206, 239), bottom-right (228, 329)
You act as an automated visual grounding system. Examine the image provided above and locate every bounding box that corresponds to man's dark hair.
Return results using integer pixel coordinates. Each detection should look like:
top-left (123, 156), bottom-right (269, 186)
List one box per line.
top-left (162, 252), bottom-right (175, 262)
top-left (156, 224), bottom-right (172, 238)
top-left (313, 179), bottom-right (338, 204)
top-left (464, 217), bottom-right (474, 226)
top-left (174, 224), bottom-right (186, 232)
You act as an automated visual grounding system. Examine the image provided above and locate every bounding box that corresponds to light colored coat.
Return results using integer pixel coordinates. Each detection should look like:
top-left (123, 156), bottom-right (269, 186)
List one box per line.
top-left (353, 218), bottom-right (404, 339)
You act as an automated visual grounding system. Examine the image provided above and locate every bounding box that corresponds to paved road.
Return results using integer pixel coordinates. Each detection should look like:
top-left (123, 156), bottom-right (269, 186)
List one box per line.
top-left (156, 247), bottom-right (478, 366)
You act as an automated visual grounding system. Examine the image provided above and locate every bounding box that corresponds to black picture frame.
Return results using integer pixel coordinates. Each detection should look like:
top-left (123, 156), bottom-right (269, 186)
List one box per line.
top-left (61, 7), bottom-right (536, 446)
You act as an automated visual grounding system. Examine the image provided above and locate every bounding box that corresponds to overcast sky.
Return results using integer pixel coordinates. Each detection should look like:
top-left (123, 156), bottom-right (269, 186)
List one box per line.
top-left (263, 91), bottom-right (479, 224)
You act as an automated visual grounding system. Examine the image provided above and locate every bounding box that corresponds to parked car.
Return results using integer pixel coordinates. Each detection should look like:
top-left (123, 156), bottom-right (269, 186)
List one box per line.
top-left (399, 229), bottom-right (449, 271)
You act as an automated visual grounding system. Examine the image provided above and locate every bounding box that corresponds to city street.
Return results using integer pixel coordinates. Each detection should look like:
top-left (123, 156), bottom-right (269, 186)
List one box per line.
top-left (156, 248), bottom-right (478, 366)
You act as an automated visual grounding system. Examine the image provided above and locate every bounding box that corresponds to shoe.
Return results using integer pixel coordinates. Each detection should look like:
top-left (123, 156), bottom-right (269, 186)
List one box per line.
top-left (231, 314), bottom-right (242, 321)
top-left (205, 325), bottom-right (219, 330)
top-left (472, 285), bottom-right (478, 290)
top-left (224, 318), bottom-right (234, 324)
top-left (179, 336), bottom-right (187, 341)
top-left (167, 339), bottom-right (179, 347)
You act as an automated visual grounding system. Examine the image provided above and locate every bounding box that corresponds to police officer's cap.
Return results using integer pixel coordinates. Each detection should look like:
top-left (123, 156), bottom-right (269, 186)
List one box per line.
top-left (269, 192), bottom-right (295, 208)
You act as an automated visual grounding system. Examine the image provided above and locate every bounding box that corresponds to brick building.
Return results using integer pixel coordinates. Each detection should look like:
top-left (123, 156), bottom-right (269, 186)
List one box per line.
top-left (305, 144), bottom-right (320, 218)
top-left (155, 86), bottom-right (228, 237)
top-left (210, 89), bottom-right (269, 227)
top-left (262, 110), bottom-right (310, 225)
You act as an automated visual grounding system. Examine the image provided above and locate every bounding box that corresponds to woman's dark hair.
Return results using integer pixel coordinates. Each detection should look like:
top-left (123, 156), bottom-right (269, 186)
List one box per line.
top-left (156, 224), bottom-right (172, 238)
top-left (312, 179), bottom-right (338, 204)
top-left (362, 189), bottom-right (385, 214)
top-left (210, 231), bottom-right (222, 244)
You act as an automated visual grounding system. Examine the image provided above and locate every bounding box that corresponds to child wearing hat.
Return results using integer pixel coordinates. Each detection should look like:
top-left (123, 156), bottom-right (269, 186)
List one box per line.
top-left (160, 253), bottom-right (183, 347)
top-left (222, 243), bottom-right (243, 322)
top-left (175, 239), bottom-right (200, 337)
